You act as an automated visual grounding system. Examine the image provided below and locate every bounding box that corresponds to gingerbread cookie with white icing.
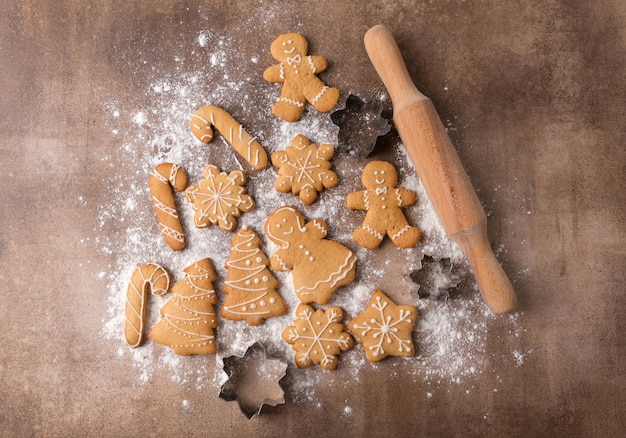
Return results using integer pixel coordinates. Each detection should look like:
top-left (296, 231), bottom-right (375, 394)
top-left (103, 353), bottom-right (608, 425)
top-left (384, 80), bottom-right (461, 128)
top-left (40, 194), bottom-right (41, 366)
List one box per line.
top-left (282, 303), bottom-right (354, 370)
top-left (348, 290), bottom-right (417, 362)
top-left (263, 32), bottom-right (340, 122)
top-left (185, 164), bottom-right (255, 232)
top-left (347, 160), bottom-right (421, 249)
top-left (149, 258), bottom-right (219, 356)
top-left (220, 227), bottom-right (287, 326)
top-left (264, 206), bottom-right (356, 305)
top-left (271, 133), bottom-right (338, 205)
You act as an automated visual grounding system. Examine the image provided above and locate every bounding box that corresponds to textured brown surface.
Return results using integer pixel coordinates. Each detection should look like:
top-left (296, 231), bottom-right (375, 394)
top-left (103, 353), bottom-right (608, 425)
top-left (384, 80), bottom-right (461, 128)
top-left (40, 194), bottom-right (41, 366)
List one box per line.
top-left (1, 1), bottom-right (625, 436)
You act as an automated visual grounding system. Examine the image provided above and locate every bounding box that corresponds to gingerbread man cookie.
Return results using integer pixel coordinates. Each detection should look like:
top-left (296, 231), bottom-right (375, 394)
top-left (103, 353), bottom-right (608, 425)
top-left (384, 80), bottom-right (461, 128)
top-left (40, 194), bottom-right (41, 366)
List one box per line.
top-left (264, 206), bottom-right (356, 305)
top-left (263, 32), bottom-right (340, 122)
top-left (271, 134), bottom-right (338, 205)
top-left (347, 161), bottom-right (421, 249)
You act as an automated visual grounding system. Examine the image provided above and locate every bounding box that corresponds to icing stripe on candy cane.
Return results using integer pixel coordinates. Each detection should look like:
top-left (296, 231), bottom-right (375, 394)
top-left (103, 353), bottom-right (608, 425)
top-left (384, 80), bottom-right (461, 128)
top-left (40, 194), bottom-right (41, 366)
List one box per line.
top-left (190, 105), bottom-right (268, 170)
top-left (150, 163), bottom-right (187, 251)
top-left (124, 263), bottom-right (170, 348)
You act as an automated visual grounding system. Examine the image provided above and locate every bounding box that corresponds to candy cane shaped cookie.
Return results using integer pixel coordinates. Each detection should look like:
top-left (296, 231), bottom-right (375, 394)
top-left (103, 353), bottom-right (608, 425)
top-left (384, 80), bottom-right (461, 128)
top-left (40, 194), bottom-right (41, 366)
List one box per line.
top-left (150, 163), bottom-right (187, 251)
top-left (124, 263), bottom-right (170, 348)
top-left (190, 105), bottom-right (268, 170)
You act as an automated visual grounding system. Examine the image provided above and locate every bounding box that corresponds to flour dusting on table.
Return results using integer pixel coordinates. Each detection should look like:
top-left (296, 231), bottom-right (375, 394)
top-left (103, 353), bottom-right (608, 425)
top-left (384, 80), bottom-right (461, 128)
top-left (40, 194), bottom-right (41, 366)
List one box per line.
top-left (93, 30), bottom-right (529, 408)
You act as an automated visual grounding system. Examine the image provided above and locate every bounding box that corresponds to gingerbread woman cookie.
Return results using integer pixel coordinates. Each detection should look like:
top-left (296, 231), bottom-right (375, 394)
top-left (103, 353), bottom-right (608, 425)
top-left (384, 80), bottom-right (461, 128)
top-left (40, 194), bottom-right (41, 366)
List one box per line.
top-left (264, 206), bottom-right (356, 305)
top-left (263, 32), bottom-right (340, 122)
top-left (347, 161), bottom-right (421, 249)
top-left (271, 134), bottom-right (338, 205)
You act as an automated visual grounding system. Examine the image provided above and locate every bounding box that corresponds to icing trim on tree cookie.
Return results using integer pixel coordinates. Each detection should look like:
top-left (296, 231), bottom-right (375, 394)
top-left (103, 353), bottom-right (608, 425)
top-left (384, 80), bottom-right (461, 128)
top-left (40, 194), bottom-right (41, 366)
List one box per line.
top-left (149, 258), bottom-right (219, 355)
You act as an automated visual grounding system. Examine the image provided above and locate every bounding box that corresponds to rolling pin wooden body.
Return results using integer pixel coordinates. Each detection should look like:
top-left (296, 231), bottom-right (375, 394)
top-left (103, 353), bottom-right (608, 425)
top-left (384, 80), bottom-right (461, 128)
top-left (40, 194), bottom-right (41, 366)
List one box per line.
top-left (364, 25), bottom-right (517, 314)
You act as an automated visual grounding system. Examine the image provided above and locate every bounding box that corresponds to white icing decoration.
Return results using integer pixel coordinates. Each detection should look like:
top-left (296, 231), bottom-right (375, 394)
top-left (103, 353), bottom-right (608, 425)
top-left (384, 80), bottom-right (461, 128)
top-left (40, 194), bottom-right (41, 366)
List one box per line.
top-left (391, 225), bottom-right (412, 241)
top-left (363, 225), bottom-right (384, 241)
top-left (306, 55), bottom-right (316, 73)
top-left (286, 54), bottom-right (301, 65)
top-left (280, 96), bottom-right (304, 107)
top-left (311, 85), bottom-right (329, 105)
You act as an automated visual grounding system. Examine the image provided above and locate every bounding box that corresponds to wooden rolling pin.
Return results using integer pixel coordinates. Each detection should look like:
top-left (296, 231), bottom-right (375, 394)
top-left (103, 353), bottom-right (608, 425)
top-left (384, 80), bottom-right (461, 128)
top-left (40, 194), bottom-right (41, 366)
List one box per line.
top-left (364, 24), bottom-right (517, 314)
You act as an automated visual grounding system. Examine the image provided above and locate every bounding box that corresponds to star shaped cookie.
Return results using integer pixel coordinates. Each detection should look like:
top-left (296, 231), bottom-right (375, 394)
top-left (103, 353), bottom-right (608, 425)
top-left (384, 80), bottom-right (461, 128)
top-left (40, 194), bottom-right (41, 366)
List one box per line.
top-left (348, 290), bottom-right (417, 362)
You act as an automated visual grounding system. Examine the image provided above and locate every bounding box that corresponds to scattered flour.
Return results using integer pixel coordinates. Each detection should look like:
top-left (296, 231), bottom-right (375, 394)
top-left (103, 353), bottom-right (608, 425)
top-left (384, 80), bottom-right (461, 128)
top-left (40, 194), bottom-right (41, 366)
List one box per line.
top-left (92, 29), bottom-right (529, 409)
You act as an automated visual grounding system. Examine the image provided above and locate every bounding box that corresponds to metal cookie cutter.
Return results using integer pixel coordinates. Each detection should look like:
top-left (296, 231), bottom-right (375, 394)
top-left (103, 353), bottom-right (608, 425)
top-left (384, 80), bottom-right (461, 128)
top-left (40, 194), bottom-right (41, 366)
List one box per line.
top-left (330, 94), bottom-right (391, 157)
top-left (410, 255), bottom-right (462, 302)
top-left (219, 342), bottom-right (288, 419)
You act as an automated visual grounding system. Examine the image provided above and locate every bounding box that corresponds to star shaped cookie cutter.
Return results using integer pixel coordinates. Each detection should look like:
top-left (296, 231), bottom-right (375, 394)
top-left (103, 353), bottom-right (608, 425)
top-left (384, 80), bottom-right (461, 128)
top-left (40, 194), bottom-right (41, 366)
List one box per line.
top-left (219, 342), bottom-right (288, 419)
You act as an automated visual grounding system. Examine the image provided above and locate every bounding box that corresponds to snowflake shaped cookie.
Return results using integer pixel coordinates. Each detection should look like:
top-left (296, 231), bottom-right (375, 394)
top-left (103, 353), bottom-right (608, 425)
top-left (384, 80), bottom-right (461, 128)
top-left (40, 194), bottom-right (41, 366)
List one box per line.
top-left (271, 134), bottom-right (338, 205)
top-left (185, 164), bottom-right (255, 232)
top-left (282, 303), bottom-right (354, 370)
top-left (348, 290), bottom-right (417, 362)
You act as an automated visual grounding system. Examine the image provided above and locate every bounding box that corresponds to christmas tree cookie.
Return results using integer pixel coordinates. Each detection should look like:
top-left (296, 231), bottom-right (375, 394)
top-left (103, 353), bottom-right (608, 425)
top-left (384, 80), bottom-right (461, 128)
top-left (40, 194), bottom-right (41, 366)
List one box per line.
top-left (149, 258), bottom-right (219, 355)
top-left (220, 227), bottom-right (287, 326)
